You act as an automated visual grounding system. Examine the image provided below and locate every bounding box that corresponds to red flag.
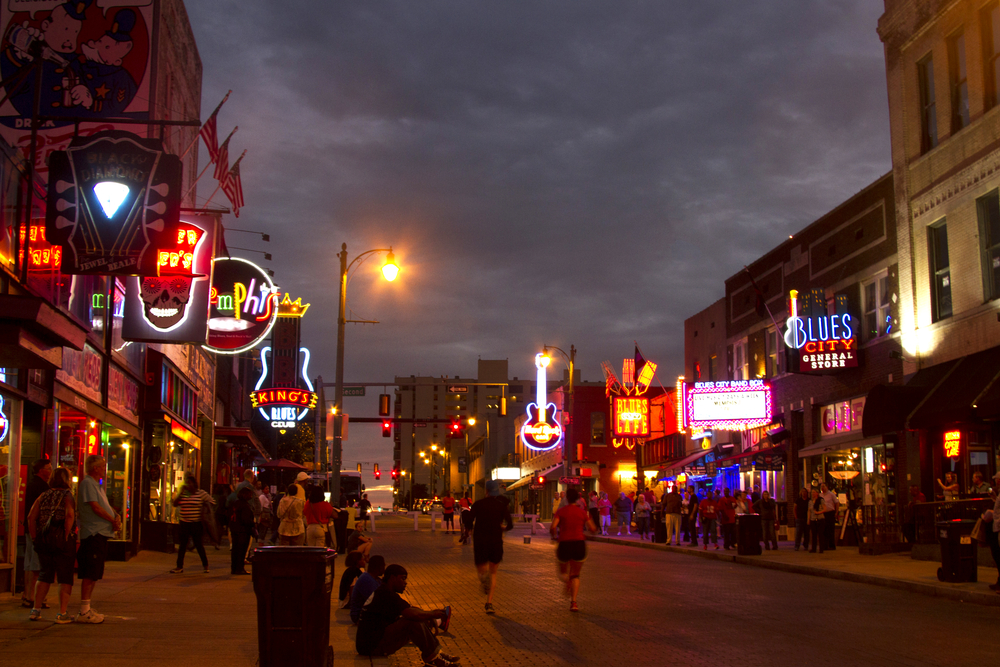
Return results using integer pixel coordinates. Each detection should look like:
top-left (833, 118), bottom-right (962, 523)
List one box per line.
top-left (199, 114), bottom-right (219, 163)
top-left (221, 155), bottom-right (245, 217)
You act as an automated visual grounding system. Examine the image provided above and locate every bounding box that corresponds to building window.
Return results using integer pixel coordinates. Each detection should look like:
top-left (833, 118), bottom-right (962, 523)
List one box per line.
top-left (734, 338), bottom-right (748, 380)
top-left (948, 31), bottom-right (970, 132)
top-left (708, 355), bottom-right (718, 381)
top-left (919, 54), bottom-right (938, 153)
top-left (766, 328), bottom-right (780, 377)
top-left (862, 274), bottom-right (892, 343)
top-left (590, 412), bottom-right (605, 445)
top-left (977, 190), bottom-right (1000, 301)
top-left (929, 222), bottom-right (952, 321)
top-left (983, 3), bottom-right (1000, 110)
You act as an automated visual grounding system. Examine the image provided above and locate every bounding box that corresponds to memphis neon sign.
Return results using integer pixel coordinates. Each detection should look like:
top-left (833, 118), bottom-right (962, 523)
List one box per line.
top-left (944, 430), bottom-right (961, 458)
top-left (613, 396), bottom-right (650, 438)
top-left (682, 380), bottom-right (772, 431)
top-left (784, 289), bottom-right (858, 372)
top-left (521, 352), bottom-right (563, 451)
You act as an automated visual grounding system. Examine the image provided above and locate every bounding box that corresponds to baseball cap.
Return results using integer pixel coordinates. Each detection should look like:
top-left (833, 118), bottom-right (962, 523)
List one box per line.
top-left (486, 479), bottom-right (501, 496)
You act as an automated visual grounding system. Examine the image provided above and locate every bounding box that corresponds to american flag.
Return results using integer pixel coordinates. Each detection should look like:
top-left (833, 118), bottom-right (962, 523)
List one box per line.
top-left (221, 154), bottom-right (245, 217)
top-left (197, 91), bottom-right (229, 163)
top-left (214, 133), bottom-right (231, 183)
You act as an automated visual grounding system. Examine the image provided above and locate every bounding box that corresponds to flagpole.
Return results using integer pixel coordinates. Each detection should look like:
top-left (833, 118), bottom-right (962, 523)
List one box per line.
top-left (203, 150), bottom-right (247, 208)
top-left (743, 266), bottom-right (784, 334)
top-left (180, 90), bottom-right (230, 159)
top-left (184, 126), bottom-right (237, 199)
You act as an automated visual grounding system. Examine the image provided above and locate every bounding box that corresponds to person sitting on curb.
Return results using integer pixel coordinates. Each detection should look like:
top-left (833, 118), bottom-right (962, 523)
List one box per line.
top-left (350, 555), bottom-right (386, 624)
top-left (347, 521), bottom-right (373, 560)
top-left (356, 564), bottom-right (457, 667)
top-left (339, 551), bottom-right (365, 609)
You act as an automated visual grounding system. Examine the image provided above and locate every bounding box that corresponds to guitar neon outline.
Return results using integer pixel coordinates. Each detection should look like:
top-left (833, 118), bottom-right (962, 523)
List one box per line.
top-left (520, 352), bottom-right (563, 451)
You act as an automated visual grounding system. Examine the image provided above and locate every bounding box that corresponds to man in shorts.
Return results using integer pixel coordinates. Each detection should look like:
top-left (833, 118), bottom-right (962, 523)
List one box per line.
top-left (22, 458), bottom-right (52, 609)
top-left (550, 488), bottom-right (597, 612)
top-left (466, 479), bottom-right (513, 614)
top-left (77, 455), bottom-right (121, 624)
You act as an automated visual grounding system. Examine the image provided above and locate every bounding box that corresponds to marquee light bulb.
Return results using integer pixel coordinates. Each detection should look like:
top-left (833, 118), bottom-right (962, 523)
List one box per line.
top-left (93, 181), bottom-right (130, 218)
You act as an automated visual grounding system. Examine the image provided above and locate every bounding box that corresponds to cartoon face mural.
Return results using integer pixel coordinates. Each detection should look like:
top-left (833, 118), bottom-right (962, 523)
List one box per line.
top-left (140, 275), bottom-right (192, 329)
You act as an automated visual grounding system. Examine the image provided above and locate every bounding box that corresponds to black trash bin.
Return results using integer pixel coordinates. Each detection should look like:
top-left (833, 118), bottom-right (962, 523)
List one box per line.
top-left (653, 510), bottom-right (667, 544)
top-left (252, 546), bottom-right (337, 667)
top-left (737, 514), bottom-right (762, 555)
top-left (936, 519), bottom-right (977, 583)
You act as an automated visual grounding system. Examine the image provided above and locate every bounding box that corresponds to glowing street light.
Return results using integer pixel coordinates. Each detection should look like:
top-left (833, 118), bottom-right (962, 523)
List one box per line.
top-left (381, 250), bottom-right (399, 281)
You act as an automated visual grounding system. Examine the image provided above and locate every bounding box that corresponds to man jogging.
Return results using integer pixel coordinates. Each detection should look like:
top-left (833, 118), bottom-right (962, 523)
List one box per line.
top-left (466, 479), bottom-right (513, 614)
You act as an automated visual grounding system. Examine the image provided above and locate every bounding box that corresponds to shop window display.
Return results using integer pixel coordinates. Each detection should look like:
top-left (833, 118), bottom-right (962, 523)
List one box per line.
top-left (0, 391), bottom-right (21, 565)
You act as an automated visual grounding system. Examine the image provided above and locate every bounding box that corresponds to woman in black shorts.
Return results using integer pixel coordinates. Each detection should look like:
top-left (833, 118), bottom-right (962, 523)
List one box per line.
top-left (26, 467), bottom-right (77, 623)
top-left (550, 488), bottom-right (597, 612)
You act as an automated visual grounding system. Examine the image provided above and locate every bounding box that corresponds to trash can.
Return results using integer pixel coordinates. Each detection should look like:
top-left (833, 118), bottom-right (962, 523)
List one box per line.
top-left (737, 514), bottom-right (762, 555)
top-left (936, 519), bottom-right (977, 583)
top-left (252, 546), bottom-right (337, 667)
top-left (653, 510), bottom-right (667, 544)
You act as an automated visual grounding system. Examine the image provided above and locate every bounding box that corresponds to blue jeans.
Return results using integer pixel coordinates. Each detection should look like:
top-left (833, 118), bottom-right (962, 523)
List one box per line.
top-left (702, 518), bottom-right (717, 545)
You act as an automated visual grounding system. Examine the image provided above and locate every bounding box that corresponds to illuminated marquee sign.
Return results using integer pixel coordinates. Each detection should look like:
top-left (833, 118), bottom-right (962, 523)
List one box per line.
top-left (520, 353), bottom-right (563, 451)
top-left (205, 257), bottom-right (279, 354)
top-left (944, 430), bottom-right (961, 458)
top-left (0, 395), bottom-right (8, 443)
top-left (784, 289), bottom-right (858, 373)
top-left (45, 130), bottom-right (182, 276)
top-left (19, 225), bottom-right (62, 270)
top-left (613, 396), bottom-right (650, 438)
top-left (254, 346), bottom-right (316, 430)
top-left (603, 348), bottom-right (658, 449)
top-left (682, 380), bottom-right (773, 431)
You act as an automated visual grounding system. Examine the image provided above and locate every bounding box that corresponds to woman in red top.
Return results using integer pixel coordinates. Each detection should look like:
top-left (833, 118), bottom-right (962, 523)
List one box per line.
top-left (304, 486), bottom-right (337, 547)
top-left (550, 488), bottom-right (597, 612)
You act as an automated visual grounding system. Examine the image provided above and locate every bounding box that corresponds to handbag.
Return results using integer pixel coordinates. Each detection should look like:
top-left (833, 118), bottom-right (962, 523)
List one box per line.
top-left (971, 516), bottom-right (988, 545)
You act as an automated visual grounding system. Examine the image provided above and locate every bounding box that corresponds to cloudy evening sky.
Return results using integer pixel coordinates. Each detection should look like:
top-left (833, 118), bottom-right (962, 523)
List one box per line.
top-left (185, 1), bottom-right (891, 496)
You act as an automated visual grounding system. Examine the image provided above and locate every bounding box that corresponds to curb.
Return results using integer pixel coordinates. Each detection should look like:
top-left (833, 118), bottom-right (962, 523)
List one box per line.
top-left (586, 535), bottom-right (1000, 607)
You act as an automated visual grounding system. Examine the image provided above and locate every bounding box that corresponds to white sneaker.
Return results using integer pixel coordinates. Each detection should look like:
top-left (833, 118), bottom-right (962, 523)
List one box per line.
top-left (75, 609), bottom-right (105, 624)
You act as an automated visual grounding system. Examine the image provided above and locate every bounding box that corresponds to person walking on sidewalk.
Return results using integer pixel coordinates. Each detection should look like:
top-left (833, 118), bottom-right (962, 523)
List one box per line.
top-left (614, 492), bottom-right (633, 536)
top-left (634, 494), bottom-right (652, 540)
top-left (276, 483), bottom-right (306, 546)
top-left (680, 487), bottom-right (691, 543)
top-left (441, 492), bottom-right (456, 534)
top-left (26, 466), bottom-right (76, 623)
top-left (699, 492), bottom-right (719, 550)
top-left (718, 488), bottom-right (737, 550)
top-left (304, 485), bottom-right (336, 547)
top-left (820, 483), bottom-right (839, 550)
top-left (356, 564), bottom-right (458, 667)
top-left (662, 485), bottom-right (683, 545)
top-left (76, 455), bottom-right (120, 624)
top-left (358, 492), bottom-right (373, 531)
top-left (551, 488), bottom-right (597, 612)
top-left (598, 492), bottom-right (612, 535)
top-left (758, 490), bottom-right (778, 550)
top-left (686, 488), bottom-right (700, 547)
top-left (986, 471), bottom-right (1000, 591)
top-left (458, 492), bottom-right (472, 544)
top-left (22, 457), bottom-right (52, 611)
top-left (170, 475), bottom-right (213, 574)
top-left (794, 488), bottom-right (811, 551)
top-left (587, 491), bottom-right (600, 530)
top-left (229, 486), bottom-right (256, 575)
top-left (466, 479), bottom-right (513, 614)
top-left (809, 489), bottom-right (826, 553)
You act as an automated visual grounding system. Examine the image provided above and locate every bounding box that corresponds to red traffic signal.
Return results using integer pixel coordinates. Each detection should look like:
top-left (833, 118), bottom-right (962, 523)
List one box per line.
top-left (382, 420), bottom-right (392, 437)
top-left (537, 476), bottom-right (545, 484)
top-left (391, 467), bottom-right (398, 480)
top-left (374, 463), bottom-right (381, 479)
top-left (449, 420), bottom-right (464, 439)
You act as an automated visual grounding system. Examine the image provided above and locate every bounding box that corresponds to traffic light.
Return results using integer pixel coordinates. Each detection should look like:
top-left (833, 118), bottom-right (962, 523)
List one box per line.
top-left (382, 420), bottom-right (392, 437)
top-left (537, 476), bottom-right (545, 484)
top-left (391, 467), bottom-right (398, 480)
top-left (374, 463), bottom-right (381, 479)
top-left (499, 396), bottom-right (507, 417)
top-left (357, 463), bottom-right (362, 473)
top-left (449, 420), bottom-right (464, 439)
top-left (378, 393), bottom-right (391, 417)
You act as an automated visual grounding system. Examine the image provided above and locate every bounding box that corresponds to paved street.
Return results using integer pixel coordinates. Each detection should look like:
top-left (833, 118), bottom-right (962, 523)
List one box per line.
top-left (1, 515), bottom-right (997, 667)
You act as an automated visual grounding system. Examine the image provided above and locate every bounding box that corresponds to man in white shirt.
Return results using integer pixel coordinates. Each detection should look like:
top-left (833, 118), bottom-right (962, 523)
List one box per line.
top-left (820, 483), bottom-right (839, 551)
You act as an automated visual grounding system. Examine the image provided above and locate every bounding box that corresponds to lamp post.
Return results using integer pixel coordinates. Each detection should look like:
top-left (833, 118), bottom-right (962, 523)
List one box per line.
top-left (544, 344), bottom-right (576, 479)
top-left (332, 243), bottom-right (399, 503)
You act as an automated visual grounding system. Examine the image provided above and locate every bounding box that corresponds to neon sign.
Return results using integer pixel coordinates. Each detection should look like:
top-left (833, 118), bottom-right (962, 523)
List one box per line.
top-left (613, 396), bottom-right (650, 438)
top-left (784, 289), bottom-right (858, 372)
top-left (254, 346), bottom-right (316, 429)
top-left (156, 226), bottom-right (205, 275)
top-left (682, 380), bottom-right (772, 431)
top-left (205, 257), bottom-right (280, 354)
top-left (0, 395), bottom-right (9, 443)
top-left (944, 430), bottom-right (961, 458)
top-left (520, 353), bottom-right (563, 451)
top-left (276, 293), bottom-right (311, 318)
top-left (19, 225), bottom-right (62, 270)
top-left (603, 349), bottom-right (658, 449)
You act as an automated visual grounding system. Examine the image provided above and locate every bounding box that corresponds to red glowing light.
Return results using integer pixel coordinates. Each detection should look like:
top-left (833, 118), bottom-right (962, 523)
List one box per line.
top-left (943, 431), bottom-right (961, 458)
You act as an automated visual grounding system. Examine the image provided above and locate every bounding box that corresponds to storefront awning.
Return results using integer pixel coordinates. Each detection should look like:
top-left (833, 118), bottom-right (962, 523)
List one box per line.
top-left (662, 448), bottom-right (710, 474)
top-left (907, 346), bottom-right (1000, 430)
top-left (215, 426), bottom-right (268, 461)
top-left (798, 435), bottom-right (885, 458)
top-left (53, 382), bottom-right (141, 438)
top-left (505, 462), bottom-right (562, 491)
top-left (0, 295), bottom-right (89, 369)
top-left (716, 443), bottom-right (785, 464)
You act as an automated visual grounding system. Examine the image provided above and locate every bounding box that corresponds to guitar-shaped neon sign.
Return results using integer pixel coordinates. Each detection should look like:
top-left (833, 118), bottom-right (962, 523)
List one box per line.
top-left (520, 352), bottom-right (563, 451)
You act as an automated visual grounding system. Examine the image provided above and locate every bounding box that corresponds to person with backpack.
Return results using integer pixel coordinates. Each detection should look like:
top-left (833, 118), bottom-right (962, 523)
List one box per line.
top-left (276, 483), bottom-right (306, 546)
top-left (26, 466), bottom-right (76, 623)
top-left (170, 475), bottom-right (213, 574)
top-left (229, 486), bottom-right (257, 574)
top-left (441, 492), bottom-right (456, 534)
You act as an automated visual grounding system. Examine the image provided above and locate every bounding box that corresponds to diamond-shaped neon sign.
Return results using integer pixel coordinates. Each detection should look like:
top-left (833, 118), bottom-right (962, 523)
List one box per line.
top-left (93, 182), bottom-right (131, 219)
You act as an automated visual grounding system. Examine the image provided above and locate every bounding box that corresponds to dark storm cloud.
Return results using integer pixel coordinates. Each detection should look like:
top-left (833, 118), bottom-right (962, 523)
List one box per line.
top-left (186, 0), bottom-right (890, 387)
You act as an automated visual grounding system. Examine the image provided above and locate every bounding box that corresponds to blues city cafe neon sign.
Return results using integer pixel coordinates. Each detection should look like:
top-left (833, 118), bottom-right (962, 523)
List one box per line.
top-left (613, 396), bottom-right (650, 438)
top-left (521, 353), bottom-right (563, 451)
top-left (783, 289), bottom-right (858, 373)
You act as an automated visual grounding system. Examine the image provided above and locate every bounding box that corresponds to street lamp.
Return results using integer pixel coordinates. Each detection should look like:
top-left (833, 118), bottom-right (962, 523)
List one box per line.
top-left (332, 243), bottom-right (400, 503)
top-left (544, 344), bottom-right (576, 479)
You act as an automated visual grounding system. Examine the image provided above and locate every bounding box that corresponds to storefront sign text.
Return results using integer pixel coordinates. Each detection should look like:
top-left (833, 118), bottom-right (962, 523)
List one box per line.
top-left (682, 380), bottom-right (772, 431)
top-left (784, 289), bottom-right (858, 373)
top-left (613, 396), bottom-right (650, 438)
top-left (944, 430), bottom-right (961, 458)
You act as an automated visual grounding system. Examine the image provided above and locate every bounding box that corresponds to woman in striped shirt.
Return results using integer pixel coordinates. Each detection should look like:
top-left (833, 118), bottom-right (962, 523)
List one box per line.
top-left (170, 475), bottom-right (213, 574)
